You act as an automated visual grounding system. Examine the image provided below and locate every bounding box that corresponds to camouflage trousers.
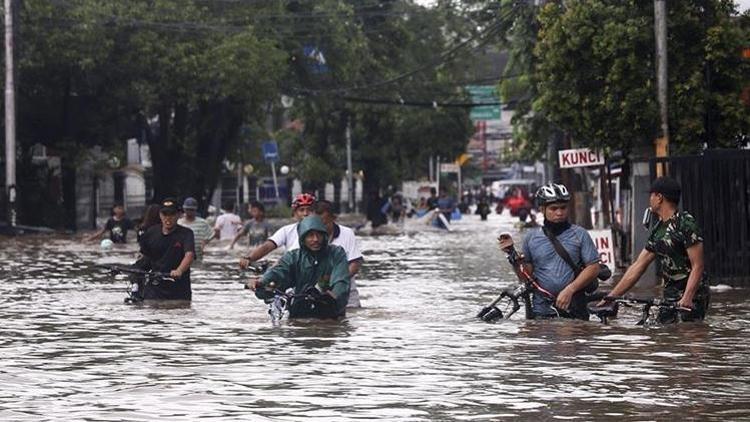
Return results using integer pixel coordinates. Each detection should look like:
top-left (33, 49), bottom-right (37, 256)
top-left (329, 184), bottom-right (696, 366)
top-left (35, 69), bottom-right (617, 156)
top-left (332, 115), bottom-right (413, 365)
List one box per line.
top-left (658, 273), bottom-right (711, 324)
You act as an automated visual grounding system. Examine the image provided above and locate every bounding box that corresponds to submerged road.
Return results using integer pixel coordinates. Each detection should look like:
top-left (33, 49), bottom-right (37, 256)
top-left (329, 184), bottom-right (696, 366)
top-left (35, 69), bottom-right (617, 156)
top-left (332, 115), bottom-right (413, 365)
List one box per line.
top-left (1, 211), bottom-right (748, 420)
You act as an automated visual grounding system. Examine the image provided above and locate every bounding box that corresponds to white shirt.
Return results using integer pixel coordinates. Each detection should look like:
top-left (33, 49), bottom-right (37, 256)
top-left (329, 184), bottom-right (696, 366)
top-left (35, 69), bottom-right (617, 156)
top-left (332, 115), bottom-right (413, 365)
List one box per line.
top-left (281, 223), bottom-right (363, 262)
top-left (329, 224), bottom-right (363, 262)
top-left (268, 222), bottom-right (299, 250)
top-left (214, 212), bottom-right (242, 240)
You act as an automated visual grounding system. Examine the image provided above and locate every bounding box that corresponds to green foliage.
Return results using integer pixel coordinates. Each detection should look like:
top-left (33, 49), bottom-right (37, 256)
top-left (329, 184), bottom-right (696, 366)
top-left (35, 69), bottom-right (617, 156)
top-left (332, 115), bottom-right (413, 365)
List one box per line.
top-left (499, 0), bottom-right (749, 156)
top-left (14, 0), bottom-right (479, 226)
top-left (535, 0), bottom-right (658, 150)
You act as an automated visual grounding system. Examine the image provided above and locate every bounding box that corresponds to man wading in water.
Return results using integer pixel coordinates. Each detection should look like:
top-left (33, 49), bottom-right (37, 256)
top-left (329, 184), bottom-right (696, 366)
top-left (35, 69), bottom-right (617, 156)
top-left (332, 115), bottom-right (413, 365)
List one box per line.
top-left (239, 193), bottom-right (316, 268)
top-left (250, 215), bottom-right (350, 319)
top-left (601, 176), bottom-right (710, 323)
top-left (498, 182), bottom-right (600, 319)
top-left (136, 198), bottom-right (195, 301)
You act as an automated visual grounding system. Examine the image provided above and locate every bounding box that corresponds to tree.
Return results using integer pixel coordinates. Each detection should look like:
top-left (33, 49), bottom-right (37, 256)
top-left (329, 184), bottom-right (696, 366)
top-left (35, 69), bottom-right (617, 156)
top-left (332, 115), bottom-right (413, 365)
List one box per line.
top-left (278, 0), bottom-right (475, 198)
top-left (533, 0), bottom-right (749, 154)
top-left (16, 0), bottom-right (288, 216)
top-left (11, 0), bottom-right (478, 226)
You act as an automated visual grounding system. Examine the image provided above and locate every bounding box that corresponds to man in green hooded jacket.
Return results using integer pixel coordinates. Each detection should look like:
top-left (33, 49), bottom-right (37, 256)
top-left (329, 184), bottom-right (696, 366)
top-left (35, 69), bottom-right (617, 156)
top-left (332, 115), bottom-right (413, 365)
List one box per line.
top-left (252, 215), bottom-right (351, 318)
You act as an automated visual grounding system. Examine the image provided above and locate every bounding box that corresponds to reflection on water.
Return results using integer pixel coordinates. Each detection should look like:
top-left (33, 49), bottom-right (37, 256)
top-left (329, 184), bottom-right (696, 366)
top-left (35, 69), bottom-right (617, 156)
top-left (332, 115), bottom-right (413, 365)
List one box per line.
top-left (1, 214), bottom-right (749, 421)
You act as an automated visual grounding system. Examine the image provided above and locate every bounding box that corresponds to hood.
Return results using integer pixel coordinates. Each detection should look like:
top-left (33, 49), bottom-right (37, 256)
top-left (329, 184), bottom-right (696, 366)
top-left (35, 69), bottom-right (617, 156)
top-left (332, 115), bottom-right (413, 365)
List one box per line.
top-left (297, 215), bottom-right (329, 250)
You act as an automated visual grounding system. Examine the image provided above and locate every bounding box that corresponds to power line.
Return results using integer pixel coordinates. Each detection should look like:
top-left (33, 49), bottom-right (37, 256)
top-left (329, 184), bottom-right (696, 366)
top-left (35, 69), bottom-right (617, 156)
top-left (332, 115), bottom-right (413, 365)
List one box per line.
top-left (290, 3), bottom-right (516, 94)
top-left (292, 21), bottom-right (506, 95)
top-left (340, 96), bottom-right (501, 108)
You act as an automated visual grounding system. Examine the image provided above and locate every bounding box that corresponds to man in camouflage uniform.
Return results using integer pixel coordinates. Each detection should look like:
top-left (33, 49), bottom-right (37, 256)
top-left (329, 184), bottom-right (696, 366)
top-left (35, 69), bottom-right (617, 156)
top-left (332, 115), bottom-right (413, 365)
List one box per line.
top-left (605, 176), bottom-right (710, 323)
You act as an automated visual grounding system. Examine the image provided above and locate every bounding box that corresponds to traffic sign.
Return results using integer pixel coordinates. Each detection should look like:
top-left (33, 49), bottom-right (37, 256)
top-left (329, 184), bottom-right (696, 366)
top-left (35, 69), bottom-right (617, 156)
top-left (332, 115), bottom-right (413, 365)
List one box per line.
top-left (262, 141), bottom-right (279, 163)
top-left (440, 163), bottom-right (460, 173)
top-left (467, 85), bottom-right (501, 121)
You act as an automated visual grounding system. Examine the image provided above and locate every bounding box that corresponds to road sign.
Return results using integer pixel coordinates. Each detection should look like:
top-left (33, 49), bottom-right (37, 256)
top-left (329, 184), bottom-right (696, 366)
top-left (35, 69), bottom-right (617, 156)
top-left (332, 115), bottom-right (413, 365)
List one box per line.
top-left (467, 85), bottom-right (501, 121)
top-left (558, 148), bottom-right (605, 168)
top-left (261, 141), bottom-right (279, 163)
top-left (440, 163), bottom-right (460, 173)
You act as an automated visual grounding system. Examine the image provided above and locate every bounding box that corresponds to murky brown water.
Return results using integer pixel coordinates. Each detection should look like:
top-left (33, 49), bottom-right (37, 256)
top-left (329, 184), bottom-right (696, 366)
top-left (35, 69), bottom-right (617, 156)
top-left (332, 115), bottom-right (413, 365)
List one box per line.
top-left (1, 213), bottom-right (748, 421)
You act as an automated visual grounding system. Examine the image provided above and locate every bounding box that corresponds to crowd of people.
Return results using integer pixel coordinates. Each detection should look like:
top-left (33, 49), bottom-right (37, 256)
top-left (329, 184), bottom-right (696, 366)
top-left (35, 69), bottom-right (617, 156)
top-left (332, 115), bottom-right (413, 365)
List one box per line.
top-left (367, 187), bottom-right (459, 230)
top-left (88, 193), bottom-right (364, 318)
top-left (363, 184), bottom-right (541, 231)
top-left (87, 175), bottom-right (709, 324)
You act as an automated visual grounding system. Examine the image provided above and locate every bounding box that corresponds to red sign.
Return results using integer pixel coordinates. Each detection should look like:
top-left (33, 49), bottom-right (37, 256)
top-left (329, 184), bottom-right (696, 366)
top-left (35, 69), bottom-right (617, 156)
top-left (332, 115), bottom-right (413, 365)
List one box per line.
top-left (558, 148), bottom-right (605, 168)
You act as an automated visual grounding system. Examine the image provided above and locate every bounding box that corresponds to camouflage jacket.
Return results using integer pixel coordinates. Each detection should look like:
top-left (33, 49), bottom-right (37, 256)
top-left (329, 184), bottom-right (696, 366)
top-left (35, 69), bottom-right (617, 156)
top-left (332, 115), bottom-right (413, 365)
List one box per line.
top-left (645, 211), bottom-right (703, 284)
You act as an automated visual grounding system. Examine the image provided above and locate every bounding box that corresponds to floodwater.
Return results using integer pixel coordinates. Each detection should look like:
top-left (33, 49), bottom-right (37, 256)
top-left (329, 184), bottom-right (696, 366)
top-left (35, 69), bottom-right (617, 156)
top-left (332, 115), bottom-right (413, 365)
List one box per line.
top-left (1, 212), bottom-right (749, 421)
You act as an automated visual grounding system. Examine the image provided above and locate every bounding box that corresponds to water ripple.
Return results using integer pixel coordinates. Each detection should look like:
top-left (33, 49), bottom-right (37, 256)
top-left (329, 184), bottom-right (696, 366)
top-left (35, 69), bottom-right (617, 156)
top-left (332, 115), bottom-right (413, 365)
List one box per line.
top-left (0, 215), bottom-right (748, 420)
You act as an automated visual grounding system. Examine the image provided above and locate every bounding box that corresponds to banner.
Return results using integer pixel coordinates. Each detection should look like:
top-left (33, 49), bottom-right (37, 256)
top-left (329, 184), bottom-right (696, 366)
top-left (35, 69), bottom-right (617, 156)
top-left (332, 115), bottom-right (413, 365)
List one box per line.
top-left (588, 229), bottom-right (615, 273)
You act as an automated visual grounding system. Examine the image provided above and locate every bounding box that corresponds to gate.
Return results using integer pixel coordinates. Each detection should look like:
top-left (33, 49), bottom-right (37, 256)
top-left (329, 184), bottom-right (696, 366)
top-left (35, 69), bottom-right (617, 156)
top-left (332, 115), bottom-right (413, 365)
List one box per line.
top-left (650, 149), bottom-right (750, 286)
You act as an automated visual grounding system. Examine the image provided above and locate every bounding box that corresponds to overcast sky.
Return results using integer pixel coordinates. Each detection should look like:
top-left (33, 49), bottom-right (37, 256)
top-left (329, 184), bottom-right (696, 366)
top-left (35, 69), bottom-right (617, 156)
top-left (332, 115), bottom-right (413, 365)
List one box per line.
top-left (416, 0), bottom-right (749, 13)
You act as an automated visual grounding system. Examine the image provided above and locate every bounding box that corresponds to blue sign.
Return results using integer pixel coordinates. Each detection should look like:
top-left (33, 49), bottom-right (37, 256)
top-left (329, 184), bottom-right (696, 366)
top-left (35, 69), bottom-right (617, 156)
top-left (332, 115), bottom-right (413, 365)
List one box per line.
top-left (303, 45), bottom-right (329, 74)
top-left (258, 177), bottom-right (288, 204)
top-left (261, 141), bottom-right (279, 163)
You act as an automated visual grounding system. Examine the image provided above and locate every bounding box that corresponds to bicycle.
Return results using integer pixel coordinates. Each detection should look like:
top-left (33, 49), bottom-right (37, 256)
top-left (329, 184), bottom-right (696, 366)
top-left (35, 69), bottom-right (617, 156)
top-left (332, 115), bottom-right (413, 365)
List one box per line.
top-left (477, 241), bottom-right (561, 321)
top-left (243, 260), bottom-right (340, 323)
top-left (95, 264), bottom-right (174, 304)
top-left (243, 261), bottom-right (291, 322)
top-left (587, 295), bottom-right (692, 325)
top-left (478, 235), bottom-right (601, 322)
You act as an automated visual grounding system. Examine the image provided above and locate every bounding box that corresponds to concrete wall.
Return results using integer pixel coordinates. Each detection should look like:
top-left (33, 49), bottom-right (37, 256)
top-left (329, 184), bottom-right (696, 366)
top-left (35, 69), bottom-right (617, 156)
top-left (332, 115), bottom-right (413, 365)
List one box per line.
top-left (629, 161), bottom-right (657, 288)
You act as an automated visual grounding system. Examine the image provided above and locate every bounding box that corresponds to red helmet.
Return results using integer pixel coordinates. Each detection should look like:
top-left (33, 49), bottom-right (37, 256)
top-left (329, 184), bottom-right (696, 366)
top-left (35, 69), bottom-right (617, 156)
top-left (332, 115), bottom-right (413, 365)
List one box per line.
top-left (292, 193), bottom-right (316, 209)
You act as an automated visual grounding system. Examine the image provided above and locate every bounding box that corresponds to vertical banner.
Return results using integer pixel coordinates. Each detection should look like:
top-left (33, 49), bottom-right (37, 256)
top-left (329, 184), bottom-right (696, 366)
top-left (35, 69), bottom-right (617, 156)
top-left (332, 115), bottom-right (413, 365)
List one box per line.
top-left (588, 229), bottom-right (615, 273)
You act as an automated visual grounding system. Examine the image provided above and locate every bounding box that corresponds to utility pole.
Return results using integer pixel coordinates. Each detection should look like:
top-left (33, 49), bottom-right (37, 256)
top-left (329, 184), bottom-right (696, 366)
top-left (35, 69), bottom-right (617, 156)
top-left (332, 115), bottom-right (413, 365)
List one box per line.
top-left (346, 122), bottom-right (354, 212)
top-left (236, 153), bottom-right (243, 210)
top-left (435, 156), bottom-right (441, 194)
top-left (4, 0), bottom-right (17, 228)
top-left (654, 0), bottom-right (669, 175)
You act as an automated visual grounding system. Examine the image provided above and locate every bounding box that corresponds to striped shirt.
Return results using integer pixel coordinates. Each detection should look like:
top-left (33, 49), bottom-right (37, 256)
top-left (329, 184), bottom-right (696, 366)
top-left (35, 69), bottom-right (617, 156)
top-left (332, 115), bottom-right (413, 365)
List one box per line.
top-left (178, 217), bottom-right (213, 262)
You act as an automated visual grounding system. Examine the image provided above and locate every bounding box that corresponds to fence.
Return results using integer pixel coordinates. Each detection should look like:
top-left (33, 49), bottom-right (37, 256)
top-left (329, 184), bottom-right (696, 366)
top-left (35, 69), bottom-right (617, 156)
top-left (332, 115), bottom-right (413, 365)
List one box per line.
top-left (650, 149), bottom-right (750, 286)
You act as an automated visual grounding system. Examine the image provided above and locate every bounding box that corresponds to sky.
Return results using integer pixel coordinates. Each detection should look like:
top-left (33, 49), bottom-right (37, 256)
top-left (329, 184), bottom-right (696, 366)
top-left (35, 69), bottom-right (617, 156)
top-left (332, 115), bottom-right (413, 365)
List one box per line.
top-left (415, 0), bottom-right (750, 14)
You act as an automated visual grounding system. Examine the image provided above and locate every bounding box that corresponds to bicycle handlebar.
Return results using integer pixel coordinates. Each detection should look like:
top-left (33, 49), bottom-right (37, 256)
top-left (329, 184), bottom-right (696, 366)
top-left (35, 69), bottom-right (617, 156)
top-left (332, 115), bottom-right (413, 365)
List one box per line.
top-left (95, 264), bottom-right (174, 282)
top-left (588, 294), bottom-right (689, 325)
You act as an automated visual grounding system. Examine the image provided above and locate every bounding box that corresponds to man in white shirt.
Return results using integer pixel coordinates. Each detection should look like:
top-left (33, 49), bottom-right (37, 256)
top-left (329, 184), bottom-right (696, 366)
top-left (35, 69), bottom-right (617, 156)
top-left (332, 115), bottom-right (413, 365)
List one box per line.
top-left (214, 201), bottom-right (242, 241)
top-left (312, 200), bottom-right (364, 308)
top-left (239, 193), bottom-right (316, 267)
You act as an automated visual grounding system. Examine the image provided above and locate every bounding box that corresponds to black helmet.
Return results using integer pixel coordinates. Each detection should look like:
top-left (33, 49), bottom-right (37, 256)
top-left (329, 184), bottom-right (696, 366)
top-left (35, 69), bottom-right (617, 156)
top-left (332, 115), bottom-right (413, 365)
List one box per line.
top-left (535, 182), bottom-right (571, 206)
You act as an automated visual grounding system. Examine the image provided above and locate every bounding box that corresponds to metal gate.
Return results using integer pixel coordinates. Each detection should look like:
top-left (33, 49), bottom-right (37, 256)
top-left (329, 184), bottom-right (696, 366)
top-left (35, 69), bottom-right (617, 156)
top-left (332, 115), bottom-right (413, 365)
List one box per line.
top-left (651, 149), bottom-right (750, 286)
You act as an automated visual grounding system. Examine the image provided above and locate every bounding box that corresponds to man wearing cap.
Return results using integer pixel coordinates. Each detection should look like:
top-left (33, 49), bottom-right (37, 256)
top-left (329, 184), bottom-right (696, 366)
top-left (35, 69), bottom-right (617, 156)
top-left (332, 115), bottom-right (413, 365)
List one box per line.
top-left (239, 193), bottom-right (316, 268)
top-left (137, 198), bottom-right (196, 301)
top-left (603, 176), bottom-right (710, 322)
top-left (251, 215), bottom-right (350, 318)
top-left (178, 197), bottom-right (214, 263)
